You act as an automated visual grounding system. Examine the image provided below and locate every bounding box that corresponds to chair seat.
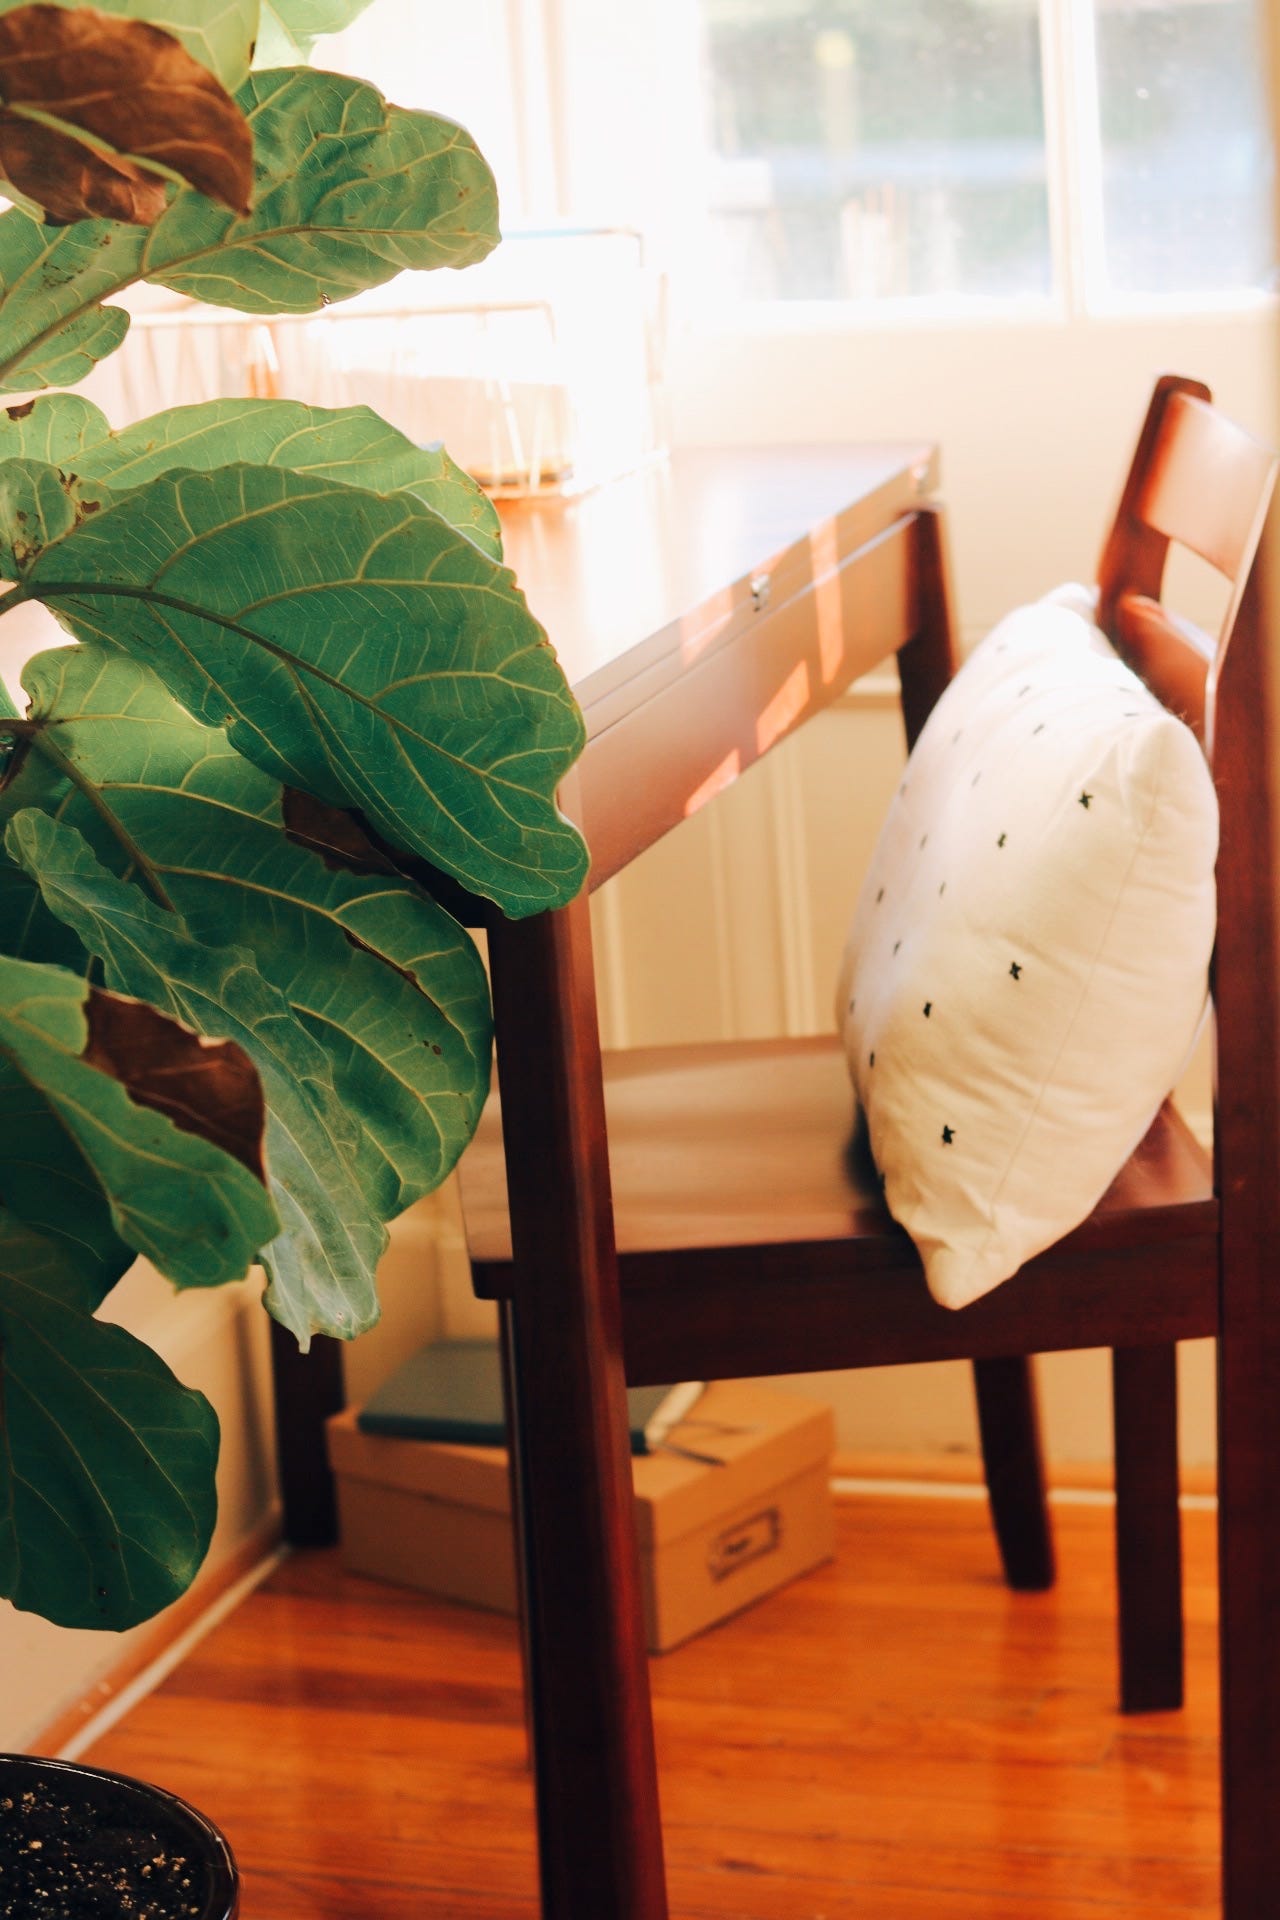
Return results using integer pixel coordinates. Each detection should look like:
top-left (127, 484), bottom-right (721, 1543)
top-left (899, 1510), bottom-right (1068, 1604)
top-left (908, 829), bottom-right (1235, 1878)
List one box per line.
top-left (461, 1034), bottom-right (1219, 1380)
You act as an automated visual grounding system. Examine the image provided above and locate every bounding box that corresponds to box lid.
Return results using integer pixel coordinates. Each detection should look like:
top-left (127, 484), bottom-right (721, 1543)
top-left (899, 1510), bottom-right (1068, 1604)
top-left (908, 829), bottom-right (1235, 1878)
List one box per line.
top-left (328, 1378), bottom-right (834, 1550)
top-left (356, 1336), bottom-right (682, 1455)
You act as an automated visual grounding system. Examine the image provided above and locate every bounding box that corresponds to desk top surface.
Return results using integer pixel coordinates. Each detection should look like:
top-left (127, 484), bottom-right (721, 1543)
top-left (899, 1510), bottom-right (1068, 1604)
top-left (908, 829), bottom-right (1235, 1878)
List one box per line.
top-left (496, 443), bottom-right (935, 720)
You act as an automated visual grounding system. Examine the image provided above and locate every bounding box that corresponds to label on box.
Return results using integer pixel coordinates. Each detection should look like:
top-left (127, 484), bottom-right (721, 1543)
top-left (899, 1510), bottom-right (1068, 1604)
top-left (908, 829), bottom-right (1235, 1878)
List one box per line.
top-left (708, 1505), bottom-right (782, 1582)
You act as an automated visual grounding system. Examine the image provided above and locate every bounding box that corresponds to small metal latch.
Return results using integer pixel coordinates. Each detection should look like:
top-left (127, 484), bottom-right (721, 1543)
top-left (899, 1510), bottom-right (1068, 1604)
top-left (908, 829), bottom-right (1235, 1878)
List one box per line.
top-left (750, 572), bottom-right (771, 612)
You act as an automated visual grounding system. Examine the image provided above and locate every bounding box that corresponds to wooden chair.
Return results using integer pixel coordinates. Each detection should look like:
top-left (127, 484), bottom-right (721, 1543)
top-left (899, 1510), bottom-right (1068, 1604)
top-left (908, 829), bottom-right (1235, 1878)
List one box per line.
top-left (460, 375), bottom-right (1280, 1919)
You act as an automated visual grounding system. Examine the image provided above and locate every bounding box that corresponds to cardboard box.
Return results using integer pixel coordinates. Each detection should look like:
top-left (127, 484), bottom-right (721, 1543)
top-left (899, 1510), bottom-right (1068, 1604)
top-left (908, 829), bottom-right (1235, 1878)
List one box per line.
top-left (326, 1379), bottom-right (836, 1653)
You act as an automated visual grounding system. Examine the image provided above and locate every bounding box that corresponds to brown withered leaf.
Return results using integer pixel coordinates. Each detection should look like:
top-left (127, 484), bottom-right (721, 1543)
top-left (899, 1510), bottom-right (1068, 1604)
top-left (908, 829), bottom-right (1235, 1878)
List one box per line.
top-left (280, 787), bottom-right (398, 879)
top-left (280, 787), bottom-right (491, 927)
top-left (0, 105), bottom-right (166, 222)
top-left (83, 984), bottom-right (266, 1180)
top-left (0, 5), bottom-right (253, 225)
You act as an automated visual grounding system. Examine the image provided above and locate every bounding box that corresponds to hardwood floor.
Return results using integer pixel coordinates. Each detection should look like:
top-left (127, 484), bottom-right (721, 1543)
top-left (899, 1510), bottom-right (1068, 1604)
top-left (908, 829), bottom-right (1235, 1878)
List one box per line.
top-left (82, 1491), bottom-right (1220, 1918)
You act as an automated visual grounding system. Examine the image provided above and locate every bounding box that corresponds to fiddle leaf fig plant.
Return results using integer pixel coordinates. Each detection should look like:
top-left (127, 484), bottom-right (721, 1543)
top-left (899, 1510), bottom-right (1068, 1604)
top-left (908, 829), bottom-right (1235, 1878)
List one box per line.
top-left (0, 61), bottom-right (498, 390)
top-left (0, 0), bottom-right (587, 1630)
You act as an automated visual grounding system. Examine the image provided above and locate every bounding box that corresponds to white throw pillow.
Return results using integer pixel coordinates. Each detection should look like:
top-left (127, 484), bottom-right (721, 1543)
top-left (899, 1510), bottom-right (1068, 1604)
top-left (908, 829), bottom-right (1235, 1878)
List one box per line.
top-left (834, 590), bottom-right (1218, 1310)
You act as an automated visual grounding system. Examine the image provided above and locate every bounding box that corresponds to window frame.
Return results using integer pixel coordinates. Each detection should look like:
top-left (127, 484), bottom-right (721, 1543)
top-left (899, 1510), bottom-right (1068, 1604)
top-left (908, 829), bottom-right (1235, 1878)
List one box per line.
top-left (539, 0), bottom-right (1276, 328)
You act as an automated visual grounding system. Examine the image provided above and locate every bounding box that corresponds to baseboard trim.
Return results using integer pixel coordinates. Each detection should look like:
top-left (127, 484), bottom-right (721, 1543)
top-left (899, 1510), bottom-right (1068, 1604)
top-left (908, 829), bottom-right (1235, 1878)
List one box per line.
top-left (28, 1509), bottom-right (284, 1760)
top-left (831, 1450), bottom-right (1216, 1499)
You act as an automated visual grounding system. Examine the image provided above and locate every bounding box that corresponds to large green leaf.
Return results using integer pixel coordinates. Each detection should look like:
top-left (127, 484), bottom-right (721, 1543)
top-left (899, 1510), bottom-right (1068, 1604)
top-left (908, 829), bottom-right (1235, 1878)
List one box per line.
top-left (0, 0), bottom-right (260, 91)
top-left (0, 793), bottom-right (81, 972)
top-left (0, 392), bottom-right (107, 465)
top-left (146, 69), bottom-right (499, 310)
top-left (0, 457), bottom-right (84, 578)
top-left (0, 456), bottom-right (115, 581)
top-left (0, 214), bottom-right (137, 393)
top-left (0, 951), bottom-right (277, 1288)
top-left (0, 392), bottom-right (503, 560)
top-left (6, 809), bottom-right (387, 1345)
top-left (118, 0), bottom-right (259, 90)
top-left (255, 0), bottom-right (375, 66)
top-left (0, 67), bottom-right (499, 391)
top-left (13, 461), bottom-right (588, 914)
top-left (0, 1207), bottom-right (219, 1629)
top-left (1, 644), bottom-right (494, 1216)
top-left (0, 678), bottom-right (82, 963)
top-left (0, 969), bottom-right (135, 1286)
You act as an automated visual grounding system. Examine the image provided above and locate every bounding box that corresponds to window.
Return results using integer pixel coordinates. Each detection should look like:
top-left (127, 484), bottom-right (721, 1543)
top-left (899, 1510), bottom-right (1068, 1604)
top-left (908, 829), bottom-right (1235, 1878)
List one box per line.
top-left (695, 0), bottom-right (1273, 307)
top-left (334, 0), bottom-right (1272, 315)
top-left (701, 0), bottom-right (1051, 302)
top-left (1092, 0), bottom-right (1272, 295)
top-left (291, 0), bottom-right (1278, 368)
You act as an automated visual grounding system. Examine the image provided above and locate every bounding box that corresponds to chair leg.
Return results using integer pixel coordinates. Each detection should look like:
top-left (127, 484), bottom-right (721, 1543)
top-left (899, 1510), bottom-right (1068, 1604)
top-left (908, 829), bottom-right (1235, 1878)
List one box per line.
top-left (1111, 1343), bottom-right (1183, 1713)
top-left (972, 1355), bottom-right (1055, 1591)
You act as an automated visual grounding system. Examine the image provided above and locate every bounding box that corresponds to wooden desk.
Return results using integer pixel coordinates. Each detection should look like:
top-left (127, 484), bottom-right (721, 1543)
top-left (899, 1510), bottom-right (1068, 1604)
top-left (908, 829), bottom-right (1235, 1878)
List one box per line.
top-left (270, 444), bottom-right (951, 1919)
top-left (498, 444), bottom-right (937, 882)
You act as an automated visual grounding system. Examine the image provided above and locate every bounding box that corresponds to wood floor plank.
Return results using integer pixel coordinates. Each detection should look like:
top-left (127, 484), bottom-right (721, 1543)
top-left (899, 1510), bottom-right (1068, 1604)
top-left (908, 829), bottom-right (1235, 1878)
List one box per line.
top-left (81, 1493), bottom-right (1220, 1918)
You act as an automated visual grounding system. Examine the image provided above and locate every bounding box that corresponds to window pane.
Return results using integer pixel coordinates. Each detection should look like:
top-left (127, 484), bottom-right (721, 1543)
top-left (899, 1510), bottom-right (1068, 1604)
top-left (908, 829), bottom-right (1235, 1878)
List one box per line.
top-left (699, 0), bottom-right (1050, 301)
top-left (1095, 0), bottom-right (1273, 294)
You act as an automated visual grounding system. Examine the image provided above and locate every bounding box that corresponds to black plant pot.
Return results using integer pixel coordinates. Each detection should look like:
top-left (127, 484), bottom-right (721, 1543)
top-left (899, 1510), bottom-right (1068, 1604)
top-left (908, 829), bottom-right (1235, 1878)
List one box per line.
top-left (0, 1752), bottom-right (239, 1918)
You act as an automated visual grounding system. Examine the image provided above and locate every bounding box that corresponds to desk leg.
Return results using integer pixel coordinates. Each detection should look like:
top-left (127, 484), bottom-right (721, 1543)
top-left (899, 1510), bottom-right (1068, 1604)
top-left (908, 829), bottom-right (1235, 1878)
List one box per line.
top-left (490, 893), bottom-right (668, 1920)
top-left (498, 1298), bottom-right (535, 1771)
top-left (903, 507), bottom-right (1057, 1597)
top-left (269, 1321), bottom-right (343, 1547)
top-left (897, 503), bottom-right (959, 749)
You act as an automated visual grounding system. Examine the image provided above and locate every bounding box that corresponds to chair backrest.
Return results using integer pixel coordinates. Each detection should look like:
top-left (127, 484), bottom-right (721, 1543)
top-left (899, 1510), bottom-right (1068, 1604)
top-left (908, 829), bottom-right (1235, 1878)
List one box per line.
top-left (1097, 374), bottom-right (1278, 745)
top-left (1094, 378), bottom-right (1280, 1210)
top-left (1099, 381), bottom-right (1280, 1279)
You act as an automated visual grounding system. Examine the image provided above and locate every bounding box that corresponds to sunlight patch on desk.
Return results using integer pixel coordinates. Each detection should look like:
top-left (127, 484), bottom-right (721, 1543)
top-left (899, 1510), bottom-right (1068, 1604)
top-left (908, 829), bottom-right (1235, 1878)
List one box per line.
top-left (811, 515), bottom-right (846, 684)
top-left (684, 748), bottom-right (742, 817)
top-left (756, 659), bottom-right (811, 752)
